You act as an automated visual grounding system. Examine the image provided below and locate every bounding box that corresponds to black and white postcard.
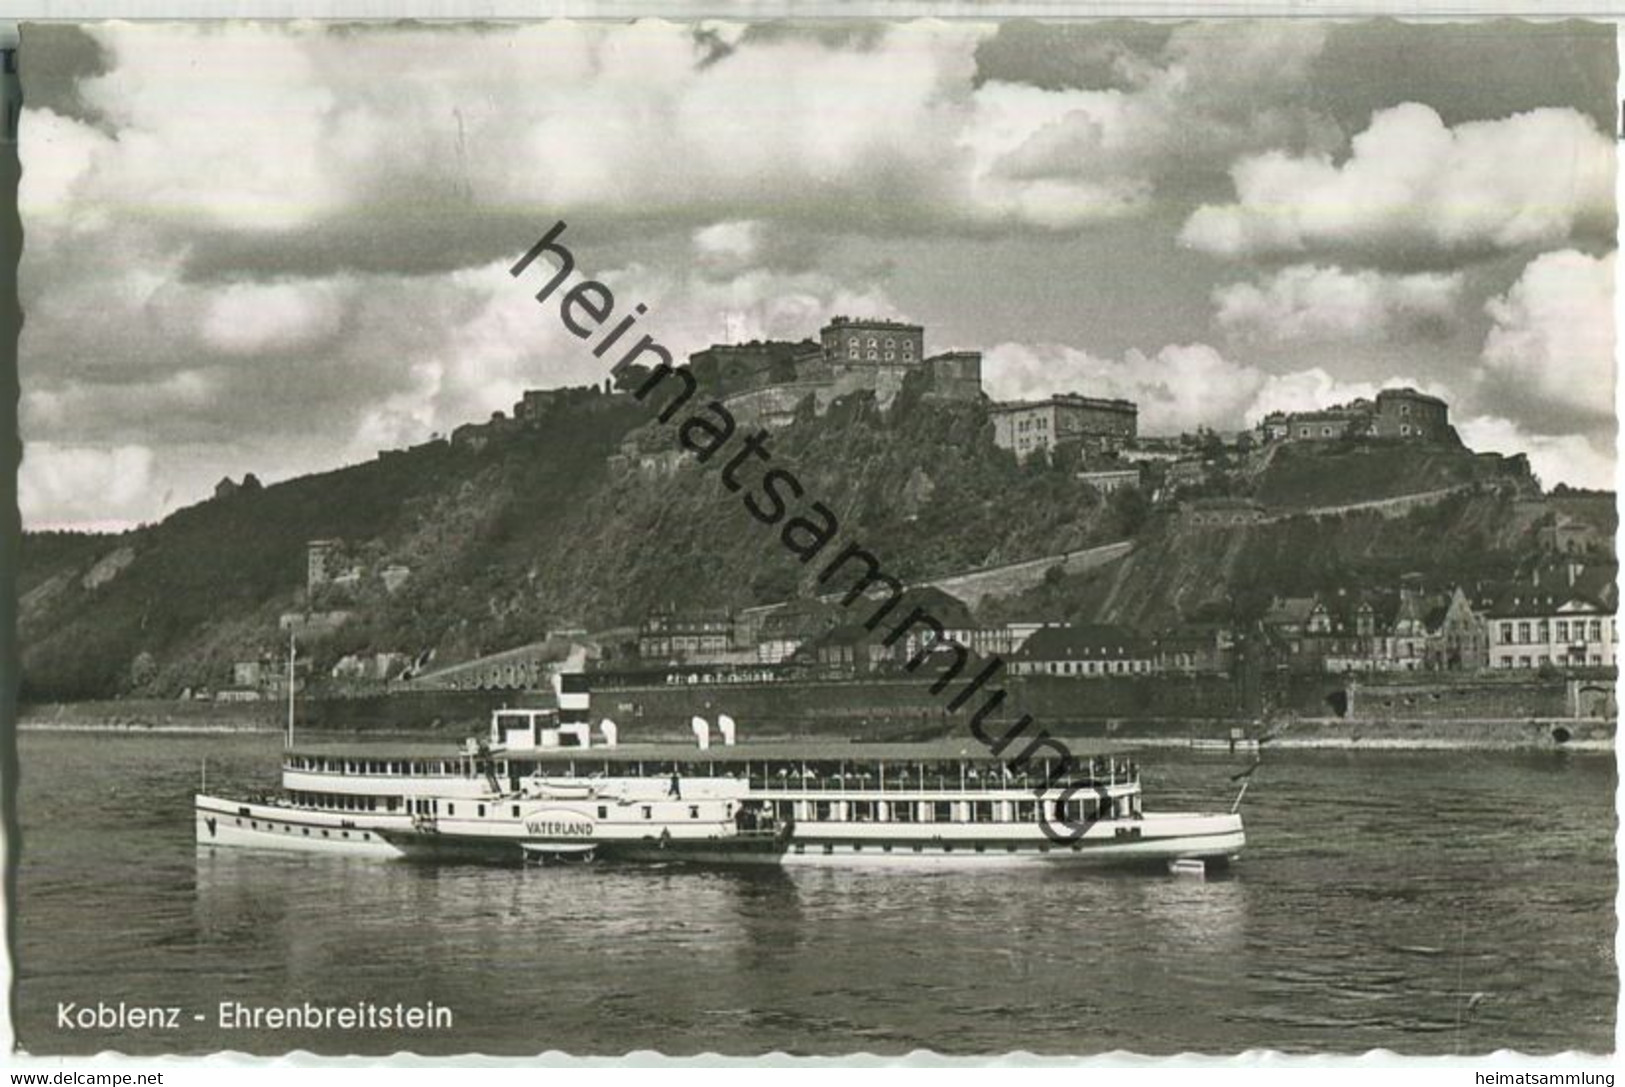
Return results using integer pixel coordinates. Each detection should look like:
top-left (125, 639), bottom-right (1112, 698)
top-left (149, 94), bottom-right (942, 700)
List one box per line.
top-left (5, 12), bottom-right (1619, 1070)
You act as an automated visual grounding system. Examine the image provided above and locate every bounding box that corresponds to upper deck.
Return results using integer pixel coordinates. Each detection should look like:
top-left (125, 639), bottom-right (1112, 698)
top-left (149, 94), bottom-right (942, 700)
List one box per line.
top-left (282, 737), bottom-right (1138, 795)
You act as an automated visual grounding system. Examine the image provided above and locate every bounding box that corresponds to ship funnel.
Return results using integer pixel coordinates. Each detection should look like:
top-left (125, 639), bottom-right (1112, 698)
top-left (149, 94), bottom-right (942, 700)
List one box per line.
top-left (691, 715), bottom-right (711, 750)
top-left (718, 713), bottom-right (737, 746)
top-left (554, 671), bottom-right (590, 730)
top-left (599, 717), bottom-right (618, 748)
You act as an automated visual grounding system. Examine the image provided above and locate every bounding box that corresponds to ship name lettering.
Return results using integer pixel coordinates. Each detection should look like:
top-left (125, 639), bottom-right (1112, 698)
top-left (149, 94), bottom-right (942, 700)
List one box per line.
top-left (523, 820), bottom-right (594, 837)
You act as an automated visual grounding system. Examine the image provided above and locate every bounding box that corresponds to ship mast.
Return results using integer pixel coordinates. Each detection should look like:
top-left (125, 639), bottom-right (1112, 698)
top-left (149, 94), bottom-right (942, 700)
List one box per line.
top-left (286, 629), bottom-right (296, 749)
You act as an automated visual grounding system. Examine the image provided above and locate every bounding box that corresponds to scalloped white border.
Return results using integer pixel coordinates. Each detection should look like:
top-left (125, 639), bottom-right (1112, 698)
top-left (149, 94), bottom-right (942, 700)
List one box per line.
top-left (0, 5), bottom-right (1618, 1072)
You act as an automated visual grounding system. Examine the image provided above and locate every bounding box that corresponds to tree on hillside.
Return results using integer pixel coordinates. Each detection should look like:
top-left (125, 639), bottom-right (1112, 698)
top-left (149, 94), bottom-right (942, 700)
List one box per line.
top-left (1107, 485), bottom-right (1151, 537)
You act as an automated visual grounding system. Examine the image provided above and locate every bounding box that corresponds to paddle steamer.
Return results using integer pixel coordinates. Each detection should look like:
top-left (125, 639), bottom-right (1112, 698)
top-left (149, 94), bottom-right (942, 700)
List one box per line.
top-left (195, 675), bottom-right (1245, 869)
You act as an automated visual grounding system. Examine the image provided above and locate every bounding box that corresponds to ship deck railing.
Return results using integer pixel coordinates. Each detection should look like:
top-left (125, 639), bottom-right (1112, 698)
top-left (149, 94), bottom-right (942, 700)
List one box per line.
top-left (739, 767), bottom-right (1138, 792)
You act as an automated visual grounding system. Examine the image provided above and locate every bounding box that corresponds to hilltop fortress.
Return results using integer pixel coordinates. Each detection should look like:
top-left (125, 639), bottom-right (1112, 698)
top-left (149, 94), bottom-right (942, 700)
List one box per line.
top-left (688, 316), bottom-right (985, 429)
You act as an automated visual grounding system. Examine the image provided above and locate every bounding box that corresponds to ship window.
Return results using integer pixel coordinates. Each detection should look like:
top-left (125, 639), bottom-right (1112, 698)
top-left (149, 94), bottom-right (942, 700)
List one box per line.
top-left (794, 844), bottom-right (805, 854)
top-left (933, 801), bottom-right (953, 823)
top-left (890, 802), bottom-right (915, 823)
top-left (882, 844), bottom-right (893, 853)
top-left (642, 806), bottom-right (653, 820)
top-left (689, 805), bottom-right (700, 819)
top-left (814, 801), bottom-right (832, 821)
top-left (912, 844), bottom-right (923, 853)
top-left (478, 804), bottom-right (486, 817)
top-left (447, 803), bottom-right (455, 816)
top-left (971, 802), bottom-right (994, 823)
top-left (823, 844), bottom-right (833, 855)
top-left (302, 828), bottom-right (309, 836)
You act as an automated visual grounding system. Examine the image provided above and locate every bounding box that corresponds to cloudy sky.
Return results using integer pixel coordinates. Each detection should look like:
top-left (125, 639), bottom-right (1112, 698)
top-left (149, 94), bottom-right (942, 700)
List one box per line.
top-left (18, 18), bottom-right (1619, 530)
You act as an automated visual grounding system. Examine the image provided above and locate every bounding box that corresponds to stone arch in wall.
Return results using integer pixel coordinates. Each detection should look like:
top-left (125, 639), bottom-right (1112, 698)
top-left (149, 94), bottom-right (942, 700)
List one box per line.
top-left (1575, 683), bottom-right (1616, 719)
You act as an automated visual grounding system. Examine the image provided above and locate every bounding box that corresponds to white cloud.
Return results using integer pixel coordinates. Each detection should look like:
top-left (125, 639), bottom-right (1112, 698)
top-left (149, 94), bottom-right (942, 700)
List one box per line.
top-left (1214, 264), bottom-right (1462, 343)
top-left (19, 442), bottom-right (160, 528)
top-left (1182, 103), bottom-right (1614, 261)
top-left (197, 279), bottom-right (350, 355)
top-left (1456, 416), bottom-right (1615, 491)
top-left (1479, 248), bottom-right (1616, 426)
top-left (22, 20), bottom-right (1342, 262)
top-left (693, 220), bottom-right (762, 271)
top-left (73, 25), bottom-right (341, 232)
top-left (973, 23), bottom-right (1335, 192)
top-left (17, 108), bottom-right (116, 244)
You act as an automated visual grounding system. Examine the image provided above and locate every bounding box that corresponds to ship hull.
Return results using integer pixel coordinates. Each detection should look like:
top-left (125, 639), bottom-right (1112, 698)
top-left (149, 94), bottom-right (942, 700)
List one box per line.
top-left (196, 794), bottom-right (1242, 869)
top-left (622, 813), bottom-right (1244, 869)
top-left (194, 794), bottom-right (405, 857)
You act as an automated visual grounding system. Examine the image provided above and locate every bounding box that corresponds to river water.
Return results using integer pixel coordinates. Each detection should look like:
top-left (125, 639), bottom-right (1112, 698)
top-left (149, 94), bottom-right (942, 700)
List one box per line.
top-left (12, 731), bottom-right (1617, 1056)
